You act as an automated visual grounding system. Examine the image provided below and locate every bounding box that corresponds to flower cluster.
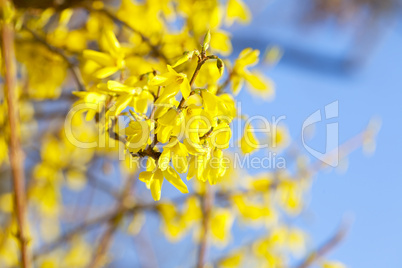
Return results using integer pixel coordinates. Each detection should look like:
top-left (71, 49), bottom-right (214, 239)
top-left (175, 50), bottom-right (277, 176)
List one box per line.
top-left (0, 0), bottom-right (372, 267)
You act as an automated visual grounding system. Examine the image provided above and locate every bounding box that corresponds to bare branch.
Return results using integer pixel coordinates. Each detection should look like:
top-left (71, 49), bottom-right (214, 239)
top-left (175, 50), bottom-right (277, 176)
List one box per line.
top-left (0, 1), bottom-right (31, 266)
top-left (295, 220), bottom-right (350, 268)
top-left (33, 195), bottom-right (190, 260)
top-left (196, 185), bottom-right (214, 268)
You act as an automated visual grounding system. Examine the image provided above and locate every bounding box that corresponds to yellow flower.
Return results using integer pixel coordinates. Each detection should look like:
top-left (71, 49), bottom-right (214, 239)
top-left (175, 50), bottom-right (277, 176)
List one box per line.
top-left (72, 90), bottom-right (107, 121)
top-left (184, 105), bottom-right (212, 154)
top-left (232, 48), bottom-right (274, 99)
top-left (83, 29), bottom-right (126, 79)
top-left (139, 163), bottom-right (188, 201)
top-left (125, 120), bottom-right (151, 154)
top-left (210, 122), bottom-right (231, 149)
top-left (268, 125), bottom-right (290, 152)
top-left (187, 153), bottom-right (210, 182)
top-left (277, 179), bottom-right (304, 215)
top-left (210, 30), bottom-right (233, 56)
top-left (158, 202), bottom-right (187, 241)
top-left (209, 208), bottom-right (234, 247)
top-left (240, 123), bottom-right (259, 154)
top-left (150, 65), bottom-right (191, 103)
top-left (162, 165), bottom-right (189, 194)
top-left (225, 0), bottom-right (251, 26)
top-left (99, 80), bottom-right (143, 117)
top-left (139, 168), bottom-right (164, 201)
top-left (159, 137), bottom-right (189, 173)
top-left (232, 195), bottom-right (277, 223)
top-left (181, 196), bottom-right (202, 224)
top-left (156, 108), bottom-right (184, 143)
top-left (218, 251), bottom-right (244, 267)
top-left (203, 149), bottom-right (228, 185)
top-left (201, 89), bottom-right (231, 121)
top-left (64, 238), bottom-right (91, 267)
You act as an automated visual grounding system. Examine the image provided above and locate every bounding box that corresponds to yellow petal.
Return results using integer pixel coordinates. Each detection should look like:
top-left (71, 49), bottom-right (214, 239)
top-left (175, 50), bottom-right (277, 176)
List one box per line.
top-left (172, 154), bottom-right (188, 173)
top-left (150, 169), bottom-right (164, 201)
top-left (210, 31), bottom-right (232, 56)
top-left (226, 0), bottom-right (251, 25)
top-left (103, 29), bottom-right (121, 55)
top-left (240, 124), bottom-right (259, 154)
top-left (83, 50), bottom-right (114, 66)
top-left (171, 51), bottom-right (194, 68)
top-left (150, 75), bottom-right (169, 86)
top-left (162, 166), bottom-right (189, 193)
top-left (94, 66), bottom-right (119, 79)
top-left (158, 149), bottom-right (171, 171)
top-left (112, 94), bottom-right (133, 116)
top-left (211, 123), bottom-right (231, 149)
top-left (180, 77), bottom-right (191, 99)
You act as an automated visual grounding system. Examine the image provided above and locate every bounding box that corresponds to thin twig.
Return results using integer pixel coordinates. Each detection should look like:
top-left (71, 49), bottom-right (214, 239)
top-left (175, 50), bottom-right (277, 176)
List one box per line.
top-left (0, 1), bottom-right (31, 266)
top-left (33, 195), bottom-right (190, 259)
top-left (216, 70), bottom-right (232, 95)
top-left (33, 209), bottom-right (118, 260)
top-left (21, 24), bottom-right (85, 91)
top-left (196, 185), bottom-right (214, 268)
top-left (149, 84), bottom-right (161, 148)
top-left (87, 173), bottom-right (120, 199)
top-left (295, 220), bottom-right (350, 268)
top-left (177, 56), bottom-right (207, 110)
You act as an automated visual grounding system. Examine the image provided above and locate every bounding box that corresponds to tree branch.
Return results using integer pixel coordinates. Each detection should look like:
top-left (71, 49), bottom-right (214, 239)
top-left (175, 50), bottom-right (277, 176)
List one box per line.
top-left (32, 195), bottom-right (190, 260)
top-left (295, 220), bottom-right (350, 268)
top-left (177, 56), bottom-right (207, 110)
top-left (1, 1), bottom-right (31, 266)
top-left (196, 185), bottom-right (214, 268)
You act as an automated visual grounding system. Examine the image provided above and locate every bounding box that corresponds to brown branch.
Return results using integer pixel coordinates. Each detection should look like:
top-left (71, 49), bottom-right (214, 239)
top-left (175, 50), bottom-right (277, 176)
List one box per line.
top-left (131, 146), bottom-right (162, 160)
top-left (33, 209), bottom-right (119, 260)
top-left (87, 173), bottom-right (120, 199)
top-left (0, 1), bottom-right (31, 266)
top-left (295, 220), bottom-right (350, 268)
top-left (21, 24), bottom-right (85, 91)
top-left (149, 84), bottom-right (161, 148)
top-left (177, 56), bottom-right (207, 110)
top-left (308, 128), bottom-right (372, 175)
top-left (216, 70), bottom-right (232, 95)
top-left (196, 185), bottom-right (214, 268)
top-left (131, 229), bottom-right (159, 268)
top-left (149, 85), bottom-right (161, 121)
top-left (33, 194), bottom-right (190, 260)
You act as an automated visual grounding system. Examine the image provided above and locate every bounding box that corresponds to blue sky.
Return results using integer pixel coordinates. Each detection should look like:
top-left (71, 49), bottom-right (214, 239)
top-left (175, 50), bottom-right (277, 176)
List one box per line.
top-left (229, 0), bottom-right (402, 267)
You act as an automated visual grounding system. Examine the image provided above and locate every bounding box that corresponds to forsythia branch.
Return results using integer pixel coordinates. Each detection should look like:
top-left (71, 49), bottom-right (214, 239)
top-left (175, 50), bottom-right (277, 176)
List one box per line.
top-left (33, 195), bottom-right (191, 259)
top-left (196, 185), bottom-right (214, 268)
top-left (295, 220), bottom-right (350, 268)
top-left (177, 53), bottom-right (213, 110)
top-left (1, 0), bottom-right (31, 266)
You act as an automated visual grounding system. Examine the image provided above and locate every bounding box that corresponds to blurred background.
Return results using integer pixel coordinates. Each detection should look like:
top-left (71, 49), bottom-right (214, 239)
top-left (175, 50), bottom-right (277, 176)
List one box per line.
top-left (229, 0), bottom-right (402, 267)
top-left (4, 0), bottom-right (402, 267)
